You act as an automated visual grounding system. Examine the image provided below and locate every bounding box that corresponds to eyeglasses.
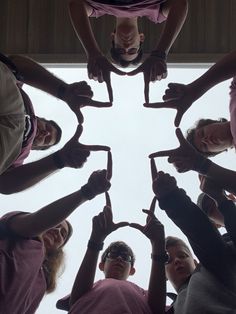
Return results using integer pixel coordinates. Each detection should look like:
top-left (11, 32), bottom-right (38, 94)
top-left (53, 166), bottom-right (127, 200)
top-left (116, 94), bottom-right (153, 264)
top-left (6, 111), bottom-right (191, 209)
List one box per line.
top-left (106, 251), bottom-right (133, 263)
top-left (113, 47), bottom-right (140, 55)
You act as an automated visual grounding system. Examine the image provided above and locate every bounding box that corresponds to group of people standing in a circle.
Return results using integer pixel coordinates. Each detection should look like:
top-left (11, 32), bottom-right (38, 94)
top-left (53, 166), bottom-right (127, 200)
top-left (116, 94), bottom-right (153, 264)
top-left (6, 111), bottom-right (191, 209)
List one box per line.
top-left (1, 0), bottom-right (236, 313)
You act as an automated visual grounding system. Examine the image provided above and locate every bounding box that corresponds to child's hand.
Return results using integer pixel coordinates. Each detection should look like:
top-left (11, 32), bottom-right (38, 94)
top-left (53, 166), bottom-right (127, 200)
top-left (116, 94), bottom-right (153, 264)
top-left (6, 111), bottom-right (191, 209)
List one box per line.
top-left (129, 197), bottom-right (164, 245)
top-left (90, 192), bottom-right (129, 243)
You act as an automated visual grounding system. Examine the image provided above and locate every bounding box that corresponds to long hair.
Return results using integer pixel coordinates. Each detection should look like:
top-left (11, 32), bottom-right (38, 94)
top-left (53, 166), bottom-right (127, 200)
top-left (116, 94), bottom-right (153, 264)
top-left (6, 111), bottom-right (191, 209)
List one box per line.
top-left (42, 220), bottom-right (73, 293)
top-left (43, 247), bottom-right (65, 293)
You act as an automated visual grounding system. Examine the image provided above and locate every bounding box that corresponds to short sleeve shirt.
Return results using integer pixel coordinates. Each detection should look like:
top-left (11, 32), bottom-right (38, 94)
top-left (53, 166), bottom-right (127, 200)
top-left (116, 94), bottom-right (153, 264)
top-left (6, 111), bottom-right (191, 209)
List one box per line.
top-left (0, 211), bottom-right (47, 314)
top-left (87, 0), bottom-right (167, 23)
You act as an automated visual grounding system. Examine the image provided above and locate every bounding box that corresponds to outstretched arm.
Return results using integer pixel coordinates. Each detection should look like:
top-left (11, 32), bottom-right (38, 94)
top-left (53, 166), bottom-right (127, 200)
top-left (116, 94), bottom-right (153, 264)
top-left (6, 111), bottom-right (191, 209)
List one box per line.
top-left (129, 198), bottom-right (166, 314)
top-left (67, 0), bottom-right (125, 102)
top-left (0, 126), bottom-right (110, 194)
top-left (7, 169), bottom-right (111, 237)
top-left (145, 49), bottom-right (236, 126)
top-left (69, 192), bottom-right (129, 307)
top-left (156, 0), bottom-right (188, 55)
top-left (128, 0), bottom-right (188, 103)
top-left (151, 160), bottom-right (233, 282)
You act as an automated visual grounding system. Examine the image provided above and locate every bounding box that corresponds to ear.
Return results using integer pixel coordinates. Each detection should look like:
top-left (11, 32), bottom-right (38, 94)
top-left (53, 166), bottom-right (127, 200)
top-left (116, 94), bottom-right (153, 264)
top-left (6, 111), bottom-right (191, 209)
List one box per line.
top-left (129, 266), bottom-right (136, 276)
top-left (139, 33), bottom-right (145, 43)
top-left (99, 262), bottom-right (105, 271)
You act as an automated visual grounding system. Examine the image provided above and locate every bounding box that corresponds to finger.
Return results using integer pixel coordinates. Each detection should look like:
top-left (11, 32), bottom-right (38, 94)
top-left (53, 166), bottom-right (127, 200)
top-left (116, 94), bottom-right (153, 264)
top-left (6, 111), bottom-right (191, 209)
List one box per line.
top-left (149, 149), bottom-right (176, 158)
top-left (87, 99), bottom-right (112, 108)
top-left (142, 209), bottom-right (155, 216)
top-left (106, 151), bottom-right (112, 180)
top-left (149, 196), bottom-right (157, 213)
top-left (73, 124), bottom-right (83, 141)
top-left (126, 66), bottom-right (142, 76)
top-left (110, 65), bottom-right (126, 76)
top-left (76, 109), bottom-right (84, 124)
top-left (175, 128), bottom-right (186, 146)
top-left (105, 191), bottom-right (112, 208)
top-left (129, 223), bottom-right (143, 231)
top-left (104, 205), bottom-right (113, 222)
top-left (114, 221), bottom-right (130, 229)
top-left (174, 110), bottom-right (183, 127)
top-left (143, 100), bottom-right (173, 109)
top-left (144, 72), bottom-right (150, 104)
top-left (104, 76), bottom-right (113, 103)
top-left (150, 158), bottom-right (158, 181)
top-left (81, 144), bottom-right (110, 152)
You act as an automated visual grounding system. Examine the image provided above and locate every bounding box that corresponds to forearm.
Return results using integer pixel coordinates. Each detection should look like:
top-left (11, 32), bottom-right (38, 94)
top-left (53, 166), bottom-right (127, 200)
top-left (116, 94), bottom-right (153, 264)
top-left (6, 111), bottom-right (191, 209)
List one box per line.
top-left (205, 161), bottom-right (236, 195)
top-left (189, 50), bottom-right (236, 99)
top-left (68, 0), bottom-right (101, 57)
top-left (70, 248), bottom-right (100, 307)
top-left (155, 0), bottom-right (188, 54)
top-left (158, 189), bottom-right (227, 267)
top-left (8, 55), bottom-right (66, 98)
top-left (148, 241), bottom-right (166, 314)
top-left (9, 189), bottom-right (88, 237)
top-left (218, 199), bottom-right (236, 247)
top-left (0, 154), bottom-right (59, 194)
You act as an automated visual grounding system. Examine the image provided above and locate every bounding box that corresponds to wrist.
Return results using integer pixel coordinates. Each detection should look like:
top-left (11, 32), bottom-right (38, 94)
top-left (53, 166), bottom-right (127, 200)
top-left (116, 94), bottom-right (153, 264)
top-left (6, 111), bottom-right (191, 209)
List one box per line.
top-left (57, 83), bottom-right (68, 101)
top-left (151, 252), bottom-right (170, 264)
top-left (80, 184), bottom-right (97, 200)
top-left (194, 155), bottom-right (212, 175)
top-left (87, 239), bottom-right (104, 251)
top-left (52, 151), bottom-right (65, 169)
top-left (150, 50), bottom-right (167, 60)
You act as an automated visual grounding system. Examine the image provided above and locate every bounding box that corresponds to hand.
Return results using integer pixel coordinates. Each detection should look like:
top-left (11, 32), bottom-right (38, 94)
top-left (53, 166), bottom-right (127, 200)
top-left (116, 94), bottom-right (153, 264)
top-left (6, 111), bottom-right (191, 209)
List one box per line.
top-left (90, 192), bottom-right (129, 242)
top-left (129, 197), bottom-right (164, 245)
top-left (198, 174), bottom-right (225, 204)
top-left (144, 83), bottom-right (195, 127)
top-left (151, 158), bottom-right (177, 199)
top-left (127, 56), bottom-right (167, 103)
top-left (63, 81), bottom-right (112, 123)
top-left (87, 55), bottom-right (126, 102)
top-left (57, 125), bottom-right (110, 168)
top-left (149, 128), bottom-right (206, 173)
top-left (82, 150), bottom-right (112, 199)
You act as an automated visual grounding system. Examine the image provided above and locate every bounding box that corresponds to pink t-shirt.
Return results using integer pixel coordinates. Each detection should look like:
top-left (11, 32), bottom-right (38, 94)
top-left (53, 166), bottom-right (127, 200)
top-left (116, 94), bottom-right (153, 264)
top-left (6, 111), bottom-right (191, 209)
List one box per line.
top-left (0, 212), bottom-right (47, 314)
top-left (87, 0), bottom-right (167, 24)
top-left (69, 278), bottom-right (152, 314)
top-left (229, 77), bottom-right (236, 148)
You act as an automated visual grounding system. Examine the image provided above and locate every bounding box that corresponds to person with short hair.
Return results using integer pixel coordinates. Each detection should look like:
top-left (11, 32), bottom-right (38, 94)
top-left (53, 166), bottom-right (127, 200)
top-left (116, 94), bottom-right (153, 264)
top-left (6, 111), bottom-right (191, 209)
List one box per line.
top-left (0, 53), bottom-right (111, 194)
top-left (151, 159), bottom-right (236, 314)
top-left (68, 0), bottom-right (188, 102)
top-left (0, 165), bottom-right (111, 314)
top-left (57, 194), bottom-right (166, 314)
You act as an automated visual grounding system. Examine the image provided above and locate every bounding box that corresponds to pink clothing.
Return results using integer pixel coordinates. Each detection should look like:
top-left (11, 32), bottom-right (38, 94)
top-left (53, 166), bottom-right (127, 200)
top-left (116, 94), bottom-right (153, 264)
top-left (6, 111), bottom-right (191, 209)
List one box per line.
top-left (87, 0), bottom-right (167, 24)
top-left (69, 278), bottom-right (152, 314)
top-left (229, 77), bottom-right (236, 148)
top-left (0, 212), bottom-right (47, 314)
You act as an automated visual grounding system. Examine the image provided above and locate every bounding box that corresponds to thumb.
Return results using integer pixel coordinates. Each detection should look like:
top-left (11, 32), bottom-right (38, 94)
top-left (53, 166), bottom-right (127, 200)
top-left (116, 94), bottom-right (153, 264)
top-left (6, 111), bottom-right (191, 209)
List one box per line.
top-left (115, 221), bottom-right (130, 229)
top-left (129, 223), bottom-right (143, 231)
top-left (174, 109), bottom-right (183, 127)
top-left (127, 66), bottom-right (142, 76)
top-left (72, 124), bottom-right (83, 141)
